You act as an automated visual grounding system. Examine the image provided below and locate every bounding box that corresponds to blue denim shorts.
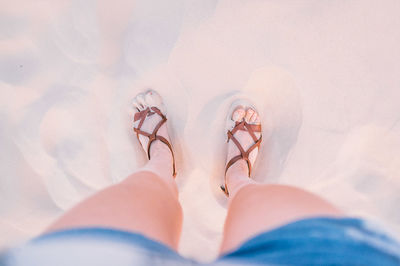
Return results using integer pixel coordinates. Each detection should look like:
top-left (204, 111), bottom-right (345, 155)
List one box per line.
top-left (2, 217), bottom-right (400, 265)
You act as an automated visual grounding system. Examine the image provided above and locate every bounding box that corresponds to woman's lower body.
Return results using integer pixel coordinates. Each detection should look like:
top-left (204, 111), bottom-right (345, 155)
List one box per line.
top-left (43, 90), bottom-right (342, 255)
top-left (3, 90), bottom-right (399, 265)
top-left (43, 168), bottom-right (342, 254)
top-left (5, 166), bottom-right (399, 265)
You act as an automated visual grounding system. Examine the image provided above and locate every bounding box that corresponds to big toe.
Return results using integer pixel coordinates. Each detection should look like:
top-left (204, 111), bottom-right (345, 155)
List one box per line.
top-left (245, 108), bottom-right (255, 123)
top-left (248, 108), bottom-right (260, 124)
top-left (251, 112), bottom-right (260, 124)
top-left (145, 90), bottom-right (163, 107)
top-left (232, 107), bottom-right (246, 122)
top-left (133, 93), bottom-right (146, 110)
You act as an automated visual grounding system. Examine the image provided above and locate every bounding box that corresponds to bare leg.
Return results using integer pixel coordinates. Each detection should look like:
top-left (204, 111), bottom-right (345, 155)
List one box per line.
top-left (219, 104), bottom-right (343, 254)
top-left (45, 90), bottom-right (182, 250)
top-left (45, 141), bottom-right (182, 250)
top-left (219, 161), bottom-right (343, 254)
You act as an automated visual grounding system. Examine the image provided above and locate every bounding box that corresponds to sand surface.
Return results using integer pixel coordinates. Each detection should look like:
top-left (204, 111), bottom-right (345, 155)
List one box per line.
top-left (1, 0), bottom-right (400, 261)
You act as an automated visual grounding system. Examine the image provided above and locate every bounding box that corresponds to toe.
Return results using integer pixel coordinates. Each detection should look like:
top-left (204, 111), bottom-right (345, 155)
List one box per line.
top-left (245, 108), bottom-right (255, 123)
top-left (232, 106), bottom-right (246, 122)
top-left (253, 113), bottom-right (261, 124)
top-left (132, 98), bottom-right (141, 111)
top-left (250, 111), bottom-right (260, 124)
top-left (145, 89), bottom-right (163, 107)
top-left (136, 93), bottom-right (146, 109)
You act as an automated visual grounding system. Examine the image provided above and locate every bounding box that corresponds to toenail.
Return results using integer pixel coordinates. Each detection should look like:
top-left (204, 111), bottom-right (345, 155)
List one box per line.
top-left (245, 110), bottom-right (253, 122)
top-left (252, 113), bottom-right (260, 123)
top-left (232, 109), bottom-right (245, 121)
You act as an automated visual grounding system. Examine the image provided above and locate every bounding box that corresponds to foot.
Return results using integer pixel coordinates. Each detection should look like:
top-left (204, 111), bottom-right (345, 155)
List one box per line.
top-left (223, 101), bottom-right (262, 195)
top-left (132, 90), bottom-right (176, 176)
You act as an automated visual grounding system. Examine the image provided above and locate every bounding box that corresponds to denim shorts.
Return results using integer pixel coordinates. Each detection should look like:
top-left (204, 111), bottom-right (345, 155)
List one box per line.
top-left (2, 217), bottom-right (400, 265)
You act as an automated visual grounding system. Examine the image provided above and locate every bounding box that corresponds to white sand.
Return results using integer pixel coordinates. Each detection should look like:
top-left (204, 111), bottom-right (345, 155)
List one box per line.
top-left (1, 0), bottom-right (400, 262)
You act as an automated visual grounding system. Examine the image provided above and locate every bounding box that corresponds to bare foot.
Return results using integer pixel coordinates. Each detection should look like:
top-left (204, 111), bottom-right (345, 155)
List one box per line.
top-left (224, 102), bottom-right (262, 194)
top-left (132, 90), bottom-right (174, 175)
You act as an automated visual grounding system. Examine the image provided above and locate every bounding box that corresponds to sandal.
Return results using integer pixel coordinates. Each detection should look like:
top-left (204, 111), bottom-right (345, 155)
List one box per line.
top-left (133, 90), bottom-right (177, 177)
top-left (221, 99), bottom-right (262, 196)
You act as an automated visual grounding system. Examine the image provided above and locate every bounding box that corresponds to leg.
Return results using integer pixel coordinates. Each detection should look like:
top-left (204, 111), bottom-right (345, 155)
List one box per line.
top-left (219, 103), bottom-right (342, 254)
top-left (45, 141), bottom-right (182, 250)
top-left (45, 90), bottom-right (182, 250)
top-left (219, 160), bottom-right (343, 254)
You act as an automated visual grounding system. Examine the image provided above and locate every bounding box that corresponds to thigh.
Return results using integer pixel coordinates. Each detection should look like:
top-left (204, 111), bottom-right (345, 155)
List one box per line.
top-left (220, 184), bottom-right (342, 253)
top-left (45, 171), bottom-right (182, 250)
top-left (218, 217), bottom-right (400, 265)
top-left (2, 227), bottom-right (193, 266)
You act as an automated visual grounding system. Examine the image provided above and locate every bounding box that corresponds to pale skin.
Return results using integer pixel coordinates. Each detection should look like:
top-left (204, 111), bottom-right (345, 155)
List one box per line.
top-left (44, 91), bottom-right (343, 254)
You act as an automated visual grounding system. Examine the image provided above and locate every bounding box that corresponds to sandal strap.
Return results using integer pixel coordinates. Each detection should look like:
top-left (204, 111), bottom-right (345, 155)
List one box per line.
top-left (134, 107), bottom-right (177, 177)
top-left (223, 120), bottom-right (262, 196)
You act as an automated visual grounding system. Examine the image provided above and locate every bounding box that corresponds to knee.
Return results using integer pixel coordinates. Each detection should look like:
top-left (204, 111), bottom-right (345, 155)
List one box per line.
top-left (122, 170), bottom-right (178, 196)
